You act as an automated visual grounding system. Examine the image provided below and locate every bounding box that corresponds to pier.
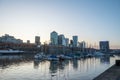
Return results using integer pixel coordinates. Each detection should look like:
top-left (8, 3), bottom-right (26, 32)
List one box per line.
top-left (93, 60), bottom-right (120, 80)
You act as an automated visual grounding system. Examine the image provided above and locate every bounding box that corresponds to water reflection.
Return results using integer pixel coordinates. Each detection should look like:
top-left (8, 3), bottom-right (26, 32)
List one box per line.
top-left (0, 54), bottom-right (34, 69)
top-left (33, 60), bottom-right (41, 69)
top-left (59, 60), bottom-right (69, 70)
top-left (100, 56), bottom-right (110, 64)
top-left (49, 61), bottom-right (59, 73)
top-left (49, 60), bottom-right (70, 74)
top-left (72, 59), bottom-right (78, 69)
top-left (0, 54), bottom-right (120, 80)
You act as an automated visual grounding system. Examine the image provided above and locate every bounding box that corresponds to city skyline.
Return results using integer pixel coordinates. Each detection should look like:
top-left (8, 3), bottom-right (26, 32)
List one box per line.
top-left (0, 0), bottom-right (120, 49)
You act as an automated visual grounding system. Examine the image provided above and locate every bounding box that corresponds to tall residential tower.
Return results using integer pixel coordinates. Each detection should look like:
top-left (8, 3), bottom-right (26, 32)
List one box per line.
top-left (58, 34), bottom-right (66, 46)
top-left (73, 36), bottom-right (78, 47)
top-left (50, 31), bottom-right (58, 45)
top-left (99, 41), bottom-right (109, 53)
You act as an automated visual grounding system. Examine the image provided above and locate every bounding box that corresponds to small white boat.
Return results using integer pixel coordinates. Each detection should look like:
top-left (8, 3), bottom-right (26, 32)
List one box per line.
top-left (34, 52), bottom-right (44, 60)
top-left (94, 51), bottom-right (105, 57)
top-left (62, 55), bottom-right (72, 60)
top-left (86, 54), bottom-right (93, 57)
top-left (0, 49), bottom-right (24, 54)
top-left (47, 55), bottom-right (59, 61)
top-left (58, 54), bottom-right (72, 60)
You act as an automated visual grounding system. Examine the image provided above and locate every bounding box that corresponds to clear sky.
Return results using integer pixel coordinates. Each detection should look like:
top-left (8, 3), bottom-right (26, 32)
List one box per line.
top-left (0, 0), bottom-right (120, 49)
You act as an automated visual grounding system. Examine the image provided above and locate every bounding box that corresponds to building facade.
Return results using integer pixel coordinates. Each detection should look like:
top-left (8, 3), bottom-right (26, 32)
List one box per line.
top-left (65, 38), bottom-right (69, 47)
top-left (78, 41), bottom-right (86, 48)
top-left (72, 36), bottom-right (78, 47)
top-left (35, 36), bottom-right (40, 45)
top-left (99, 41), bottom-right (109, 52)
top-left (27, 40), bottom-right (30, 44)
top-left (0, 34), bottom-right (23, 44)
top-left (70, 40), bottom-right (73, 47)
top-left (58, 34), bottom-right (66, 46)
top-left (50, 31), bottom-right (58, 45)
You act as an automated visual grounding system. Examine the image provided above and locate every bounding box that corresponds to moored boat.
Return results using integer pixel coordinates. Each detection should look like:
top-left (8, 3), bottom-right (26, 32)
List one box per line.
top-left (34, 52), bottom-right (45, 60)
top-left (0, 49), bottom-right (24, 54)
top-left (47, 55), bottom-right (59, 61)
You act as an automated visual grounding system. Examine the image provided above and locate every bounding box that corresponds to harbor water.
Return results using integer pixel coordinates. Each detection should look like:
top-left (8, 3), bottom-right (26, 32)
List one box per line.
top-left (0, 54), bottom-right (120, 80)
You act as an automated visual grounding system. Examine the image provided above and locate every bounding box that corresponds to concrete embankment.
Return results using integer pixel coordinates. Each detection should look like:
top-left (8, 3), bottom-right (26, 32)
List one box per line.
top-left (93, 60), bottom-right (120, 80)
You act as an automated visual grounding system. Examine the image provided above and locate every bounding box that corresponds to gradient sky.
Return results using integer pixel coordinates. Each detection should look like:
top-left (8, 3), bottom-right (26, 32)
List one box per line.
top-left (0, 0), bottom-right (120, 49)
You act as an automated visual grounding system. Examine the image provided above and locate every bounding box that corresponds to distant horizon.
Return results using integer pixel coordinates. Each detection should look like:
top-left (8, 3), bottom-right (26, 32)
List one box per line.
top-left (0, 0), bottom-right (120, 49)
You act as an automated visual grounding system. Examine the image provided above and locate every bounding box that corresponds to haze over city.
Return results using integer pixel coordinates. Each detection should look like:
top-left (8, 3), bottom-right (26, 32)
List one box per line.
top-left (0, 0), bottom-right (120, 49)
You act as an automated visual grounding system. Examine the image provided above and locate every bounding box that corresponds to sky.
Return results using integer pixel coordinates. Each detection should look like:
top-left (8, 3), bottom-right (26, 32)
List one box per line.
top-left (0, 0), bottom-right (120, 49)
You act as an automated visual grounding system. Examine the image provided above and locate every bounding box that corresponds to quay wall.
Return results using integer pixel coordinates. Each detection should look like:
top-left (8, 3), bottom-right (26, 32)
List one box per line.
top-left (93, 64), bottom-right (120, 80)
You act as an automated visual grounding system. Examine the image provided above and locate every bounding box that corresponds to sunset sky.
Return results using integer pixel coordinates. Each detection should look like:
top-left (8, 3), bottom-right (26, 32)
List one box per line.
top-left (0, 0), bottom-right (120, 49)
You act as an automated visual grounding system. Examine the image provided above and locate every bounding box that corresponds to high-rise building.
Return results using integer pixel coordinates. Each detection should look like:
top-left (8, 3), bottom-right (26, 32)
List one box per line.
top-left (35, 36), bottom-right (40, 45)
top-left (79, 41), bottom-right (86, 48)
top-left (50, 31), bottom-right (58, 45)
top-left (70, 40), bottom-right (73, 47)
top-left (73, 36), bottom-right (78, 47)
top-left (58, 34), bottom-right (66, 46)
top-left (65, 38), bottom-right (69, 47)
top-left (99, 41), bottom-right (109, 52)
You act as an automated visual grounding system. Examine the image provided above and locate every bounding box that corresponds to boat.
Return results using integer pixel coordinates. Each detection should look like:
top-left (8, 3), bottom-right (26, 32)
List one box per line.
top-left (86, 54), bottom-right (93, 58)
top-left (93, 51), bottom-right (105, 57)
top-left (0, 49), bottom-right (24, 54)
top-left (47, 55), bottom-right (59, 61)
top-left (34, 52), bottom-right (45, 60)
top-left (58, 54), bottom-right (72, 60)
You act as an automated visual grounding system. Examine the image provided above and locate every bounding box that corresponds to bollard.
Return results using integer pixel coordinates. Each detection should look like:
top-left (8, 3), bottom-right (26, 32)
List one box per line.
top-left (116, 60), bottom-right (120, 66)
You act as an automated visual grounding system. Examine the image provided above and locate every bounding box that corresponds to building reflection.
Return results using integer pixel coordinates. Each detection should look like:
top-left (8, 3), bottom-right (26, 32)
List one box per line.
top-left (78, 58), bottom-right (99, 72)
top-left (59, 60), bottom-right (69, 70)
top-left (72, 59), bottom-right (78, 69)
top-left (33, 60), bottom-right (41, 69)
top-left (0, 54), bottom-right (33, 69)
top-left (58, 61), bottom-right (65, 70)
top-left (69, 59), bottom-right (78, 70)
top-left (49, 61), bottom-right (59, 73)
top-left (49, 60), bottom-right (69, 74)
top-left (100, 56), bottom-right (110, 64)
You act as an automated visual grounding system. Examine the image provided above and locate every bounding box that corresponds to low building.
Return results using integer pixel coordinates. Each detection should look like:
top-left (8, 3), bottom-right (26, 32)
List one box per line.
top-left (27, 40), bottom-right (30, 44)
top-left (0, 34), bottom-right (23, 44)
top-left (35, 36), bottom-right (40, 45)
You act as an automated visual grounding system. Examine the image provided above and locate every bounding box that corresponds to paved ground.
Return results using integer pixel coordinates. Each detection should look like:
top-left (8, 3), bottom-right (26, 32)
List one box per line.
top-left (93, 65), bottom-right (120, 80)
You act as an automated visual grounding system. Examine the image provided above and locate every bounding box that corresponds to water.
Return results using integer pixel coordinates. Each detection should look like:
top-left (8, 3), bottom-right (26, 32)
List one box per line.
top-left (0, 54), bottom-right (120, 80)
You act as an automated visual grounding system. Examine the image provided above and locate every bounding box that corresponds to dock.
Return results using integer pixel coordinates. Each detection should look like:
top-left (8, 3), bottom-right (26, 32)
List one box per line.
top-left (93, 60), bottom-right (120, 80)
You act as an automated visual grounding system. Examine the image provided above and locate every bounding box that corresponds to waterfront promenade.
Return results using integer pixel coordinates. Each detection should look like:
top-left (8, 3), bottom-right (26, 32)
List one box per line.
top-left (93, 64), bottom-right (120, 80)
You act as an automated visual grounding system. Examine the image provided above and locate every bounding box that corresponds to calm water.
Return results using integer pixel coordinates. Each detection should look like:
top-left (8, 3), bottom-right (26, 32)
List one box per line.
top-left (0, 54), bottom-right (120, 80)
